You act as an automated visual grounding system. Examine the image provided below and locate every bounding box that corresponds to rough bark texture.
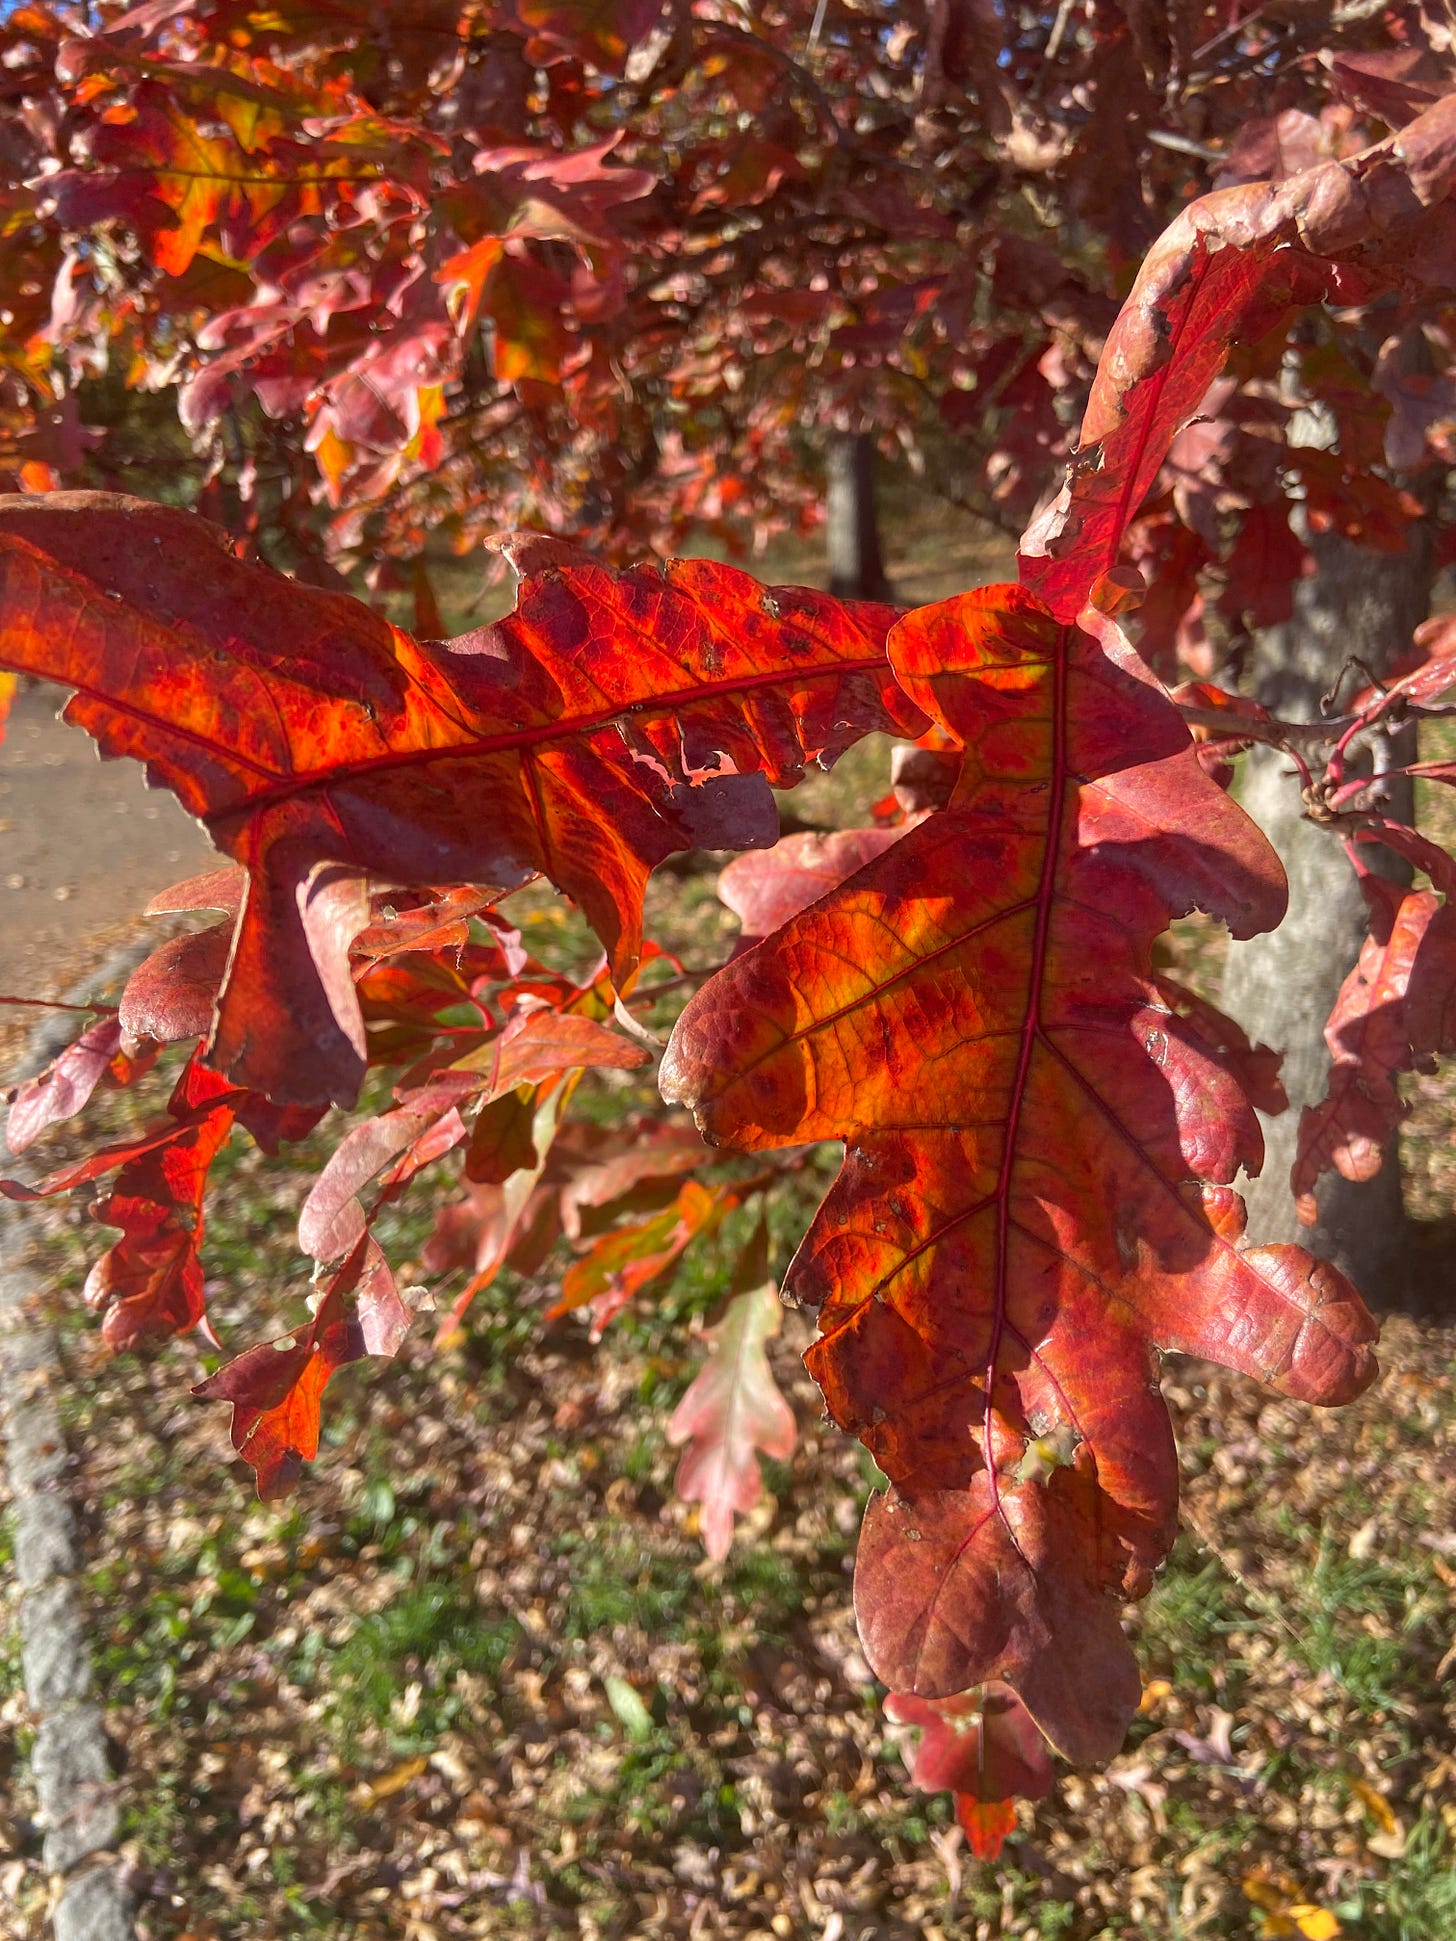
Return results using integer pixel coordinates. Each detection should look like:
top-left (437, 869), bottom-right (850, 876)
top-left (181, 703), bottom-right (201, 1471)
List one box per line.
top-left (0, 948), bottom-right (146, 1941)
top-left (1221, 515), bottom-right (1434, 1310)
top-left (826, 432), bottom-right (894, 601)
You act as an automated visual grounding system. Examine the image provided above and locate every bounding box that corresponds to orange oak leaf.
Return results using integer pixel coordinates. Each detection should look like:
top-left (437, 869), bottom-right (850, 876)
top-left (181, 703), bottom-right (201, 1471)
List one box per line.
top-left (549, 1176), bottom-right (735, 1334)
top-left (46, 59), bottom-right (440, 278)
top-left (957, 1796), bottom-right (1019, 1861)
top-left (667, 1282), bottom-right (798, 1562)
top-left (193, 1235), bottom-right (409, 1500)
top-left (662, 583), bottom-right (1378, 1763)
top-left (0, 494), bottom-right (921, 1108)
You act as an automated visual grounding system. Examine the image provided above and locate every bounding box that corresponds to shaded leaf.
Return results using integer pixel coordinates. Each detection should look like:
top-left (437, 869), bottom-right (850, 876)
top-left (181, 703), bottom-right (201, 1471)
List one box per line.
top-left (299, 1073), bottom-right (475, 1262)
top-left (427, 1085), bottom-right (572, 1336)
top-left (550, 1176), bottom-right (734, 1335)
top-left (1151, 974), bottom-right (1287, 1117)
top-left (1020, 93), bottom-right (1456, 620)
top-left (718, 826), bottom-right (902, 946)
top-left (1294, 872), bottom-right (1456, 1220)
top-left (118, 922), bottom-right (232, 1045)
top-left (463, 1085), bottom-right (541, 1185)
top-left (886, 1682), bottom-right (1054, 1804)
top-left (59, 1056), bottom-right (237, 1351)
top-left (558, 1121), bottom-right (707, 1238)
top-left (451, 1008), bottom-right (649, 1098)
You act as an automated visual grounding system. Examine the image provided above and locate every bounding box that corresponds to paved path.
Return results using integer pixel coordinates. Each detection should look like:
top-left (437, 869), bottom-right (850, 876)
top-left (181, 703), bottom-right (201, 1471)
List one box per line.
top-left (0, 683), bottom-right (215, 1063)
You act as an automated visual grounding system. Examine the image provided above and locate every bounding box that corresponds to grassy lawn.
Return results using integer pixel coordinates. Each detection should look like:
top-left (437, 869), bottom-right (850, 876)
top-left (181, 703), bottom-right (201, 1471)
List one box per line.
top-left (3, 1097), bottom-right (1454, 1938)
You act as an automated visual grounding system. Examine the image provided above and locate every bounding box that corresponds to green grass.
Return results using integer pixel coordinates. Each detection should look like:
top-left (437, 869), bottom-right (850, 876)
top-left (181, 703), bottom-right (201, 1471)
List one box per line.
top-left (1336, 1817), bottom-right (1456, 1941)
top-left (312, 1584), bottom-right (523, 1759)
top-left (1294, 1537), bottom-right (1436, 1713)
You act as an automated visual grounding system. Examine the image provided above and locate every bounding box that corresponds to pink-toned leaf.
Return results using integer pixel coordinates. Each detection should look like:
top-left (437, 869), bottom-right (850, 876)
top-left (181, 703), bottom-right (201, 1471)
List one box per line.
top-left (1324, 48), bottom-right (1451, 127)
top-left (718, 827), bottom-right (903, 945)
top-left (1151, 974), bottom-right (1287, 1117)
top-left (6, 1016), bottom-right (126, 1154)
top-left (453, 1008), bottom-right (649, 1099)
top-left (350, 886), bottom-right (499, 962)
top-left (298, 1072), bottom-right (477, 1262)
top-left (145, 867), bottom-right (246, 918)
top-left (667, 1282), bottom-right (798, 1562)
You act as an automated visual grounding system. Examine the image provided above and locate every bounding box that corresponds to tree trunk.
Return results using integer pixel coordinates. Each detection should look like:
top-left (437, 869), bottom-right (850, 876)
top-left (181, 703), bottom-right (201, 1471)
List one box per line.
top-left (1220, 515), bottom-right (1434, 1309)
top-left (826, 432), bottom-right (894, 601)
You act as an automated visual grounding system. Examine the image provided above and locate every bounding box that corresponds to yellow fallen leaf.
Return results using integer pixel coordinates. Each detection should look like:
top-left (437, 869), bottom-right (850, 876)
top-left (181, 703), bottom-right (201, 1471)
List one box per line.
top-left (1278, 1907), bottom-right (1341, 1941)
top-left (1243, 1870), bottom-right (1341, 1939)
top-left (1351, 1776), bottom-right (1406, 1856)
top-left (1243, 1870), bottom-right (1303, 1913)
top-left (1138, 1679), bottom-right (1173, 1714)
top-left (1351, 1778), bottom-right (1398, 1837)
top-left (350, 1754), bottom-right (429, 1806)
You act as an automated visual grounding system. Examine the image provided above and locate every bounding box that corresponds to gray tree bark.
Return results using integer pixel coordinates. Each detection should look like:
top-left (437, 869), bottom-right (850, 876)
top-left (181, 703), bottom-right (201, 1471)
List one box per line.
top-left (1221, 515), bottom-right (1435, 1308)
top-left (826, 432), bottom-right (894, 602)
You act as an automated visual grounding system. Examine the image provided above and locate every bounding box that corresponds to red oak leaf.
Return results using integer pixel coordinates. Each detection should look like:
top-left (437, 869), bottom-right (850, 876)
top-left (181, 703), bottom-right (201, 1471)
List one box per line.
top-left (663, 583), bottom-right (1377, 1763)
top-left (0, 494), bottom-right (921, 1107)
top-left (1020, 94), bottom-right (1456, 621)
top-left (1294, 872), bottom-right (1456, 1221)
top-left (718, 827), bottom-right (903, 947)
top-left (886, 1682), bottom-right (1054, 1805)
top-left (193, 1235), bottom-right (409, 1500)
top-left (119, 924), bottom-right (232, 1045)
top-left (6, 1055), bottom-right (239, 1350)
